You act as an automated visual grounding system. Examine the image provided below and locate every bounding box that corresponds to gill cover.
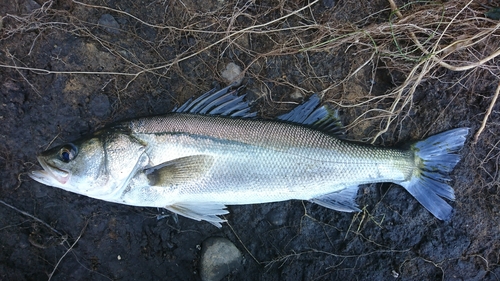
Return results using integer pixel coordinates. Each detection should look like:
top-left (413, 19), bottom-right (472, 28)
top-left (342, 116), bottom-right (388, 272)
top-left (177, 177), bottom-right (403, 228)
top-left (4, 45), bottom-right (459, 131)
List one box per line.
top-left (30, 128), bottom-right (148, 200)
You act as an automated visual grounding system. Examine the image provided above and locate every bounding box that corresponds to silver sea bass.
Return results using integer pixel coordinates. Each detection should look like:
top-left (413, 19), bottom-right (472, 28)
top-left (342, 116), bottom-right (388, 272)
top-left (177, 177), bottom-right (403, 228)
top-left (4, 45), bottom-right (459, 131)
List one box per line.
top-left (30, 86), bottom-right (469, 227)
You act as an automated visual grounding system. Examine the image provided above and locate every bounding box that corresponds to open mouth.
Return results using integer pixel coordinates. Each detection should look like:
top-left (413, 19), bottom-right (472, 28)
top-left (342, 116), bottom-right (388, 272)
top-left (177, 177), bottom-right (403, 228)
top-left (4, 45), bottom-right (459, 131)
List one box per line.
top-left (29, 157), bottom-right (70, 186)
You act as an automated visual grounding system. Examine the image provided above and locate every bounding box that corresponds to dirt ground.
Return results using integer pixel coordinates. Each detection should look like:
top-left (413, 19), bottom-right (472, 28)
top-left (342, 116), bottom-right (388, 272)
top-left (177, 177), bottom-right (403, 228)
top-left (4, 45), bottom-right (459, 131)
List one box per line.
top-left (1, 0), bottom-right (499, 280)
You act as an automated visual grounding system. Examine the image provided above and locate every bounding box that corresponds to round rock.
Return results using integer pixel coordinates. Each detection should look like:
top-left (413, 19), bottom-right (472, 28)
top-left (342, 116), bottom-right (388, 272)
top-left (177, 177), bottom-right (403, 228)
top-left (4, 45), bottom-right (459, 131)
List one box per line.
top-left (266, 208), bottom-right (288, 226)
top-left (199, 237), bottom-right (243, 281)
top-left (221, 62), bottom-right (243, 86)
top-left (98, 14), bottom-right (121, 34)
top-left (89, 94), bottom-right (111, 117)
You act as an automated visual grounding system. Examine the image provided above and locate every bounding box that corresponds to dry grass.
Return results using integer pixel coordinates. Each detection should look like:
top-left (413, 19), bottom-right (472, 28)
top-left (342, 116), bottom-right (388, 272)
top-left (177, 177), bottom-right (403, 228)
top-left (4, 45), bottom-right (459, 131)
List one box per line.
top-left (1, 0), bottom-right (497, 142)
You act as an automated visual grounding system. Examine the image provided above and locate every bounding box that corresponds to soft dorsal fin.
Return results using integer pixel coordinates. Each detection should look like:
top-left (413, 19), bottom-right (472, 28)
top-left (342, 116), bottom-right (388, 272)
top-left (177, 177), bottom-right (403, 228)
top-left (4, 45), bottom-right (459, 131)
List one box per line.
top-left (278, 94), bottom-right (344, 136)
top-left (174, 85), bottom-right (257, 118)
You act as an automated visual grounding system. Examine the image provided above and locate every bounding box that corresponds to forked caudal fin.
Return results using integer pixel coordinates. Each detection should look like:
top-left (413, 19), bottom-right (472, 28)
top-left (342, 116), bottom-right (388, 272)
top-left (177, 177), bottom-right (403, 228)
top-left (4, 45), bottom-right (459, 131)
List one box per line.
top-left (401, 127), bottom-right (469, 221)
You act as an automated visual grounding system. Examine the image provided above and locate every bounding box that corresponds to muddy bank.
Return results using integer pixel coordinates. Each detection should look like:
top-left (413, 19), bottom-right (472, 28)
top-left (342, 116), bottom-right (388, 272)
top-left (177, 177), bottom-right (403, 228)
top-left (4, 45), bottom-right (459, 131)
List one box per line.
top-left (1, 0), bottom-right (499, 280)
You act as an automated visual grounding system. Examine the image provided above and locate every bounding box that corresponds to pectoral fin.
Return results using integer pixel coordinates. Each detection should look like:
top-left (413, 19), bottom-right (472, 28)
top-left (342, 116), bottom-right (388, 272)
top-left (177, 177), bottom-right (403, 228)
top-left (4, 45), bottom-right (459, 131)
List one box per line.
top-left (165, 202), bottom-right (229, 228)
top-left (144, 155), bottom-right (214, 187)
top-left (310, 185), bottom-right (360, 212)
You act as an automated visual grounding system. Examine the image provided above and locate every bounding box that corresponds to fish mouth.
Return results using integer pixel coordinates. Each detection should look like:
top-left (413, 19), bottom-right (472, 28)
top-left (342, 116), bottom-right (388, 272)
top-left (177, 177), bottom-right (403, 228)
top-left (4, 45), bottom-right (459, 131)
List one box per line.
top-left (30, 156), bottom-right (70, 186)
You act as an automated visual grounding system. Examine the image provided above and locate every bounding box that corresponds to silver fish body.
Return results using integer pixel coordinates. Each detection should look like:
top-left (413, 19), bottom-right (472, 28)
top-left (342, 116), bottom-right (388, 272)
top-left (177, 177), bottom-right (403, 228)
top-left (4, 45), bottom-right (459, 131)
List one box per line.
top-left (124, 114), bottom-right (412, 205)
top-left (30, 86), bottom-right (469, 226)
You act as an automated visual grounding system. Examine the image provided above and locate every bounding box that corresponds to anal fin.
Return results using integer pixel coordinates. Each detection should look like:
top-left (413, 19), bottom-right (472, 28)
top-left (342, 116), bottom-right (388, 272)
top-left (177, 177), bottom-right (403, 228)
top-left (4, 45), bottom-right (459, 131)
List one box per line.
top-left (145, 155), bottom-right (214, 187)
top-left (165, 202), bottom-right (229, 228)
top-left (310, 185), bottom-right (360, 212)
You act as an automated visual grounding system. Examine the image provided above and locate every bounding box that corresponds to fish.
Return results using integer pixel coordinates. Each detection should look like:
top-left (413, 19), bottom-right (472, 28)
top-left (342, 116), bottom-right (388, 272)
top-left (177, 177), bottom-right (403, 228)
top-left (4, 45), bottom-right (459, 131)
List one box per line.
top-left (30, 85), bottom-right (469, 227)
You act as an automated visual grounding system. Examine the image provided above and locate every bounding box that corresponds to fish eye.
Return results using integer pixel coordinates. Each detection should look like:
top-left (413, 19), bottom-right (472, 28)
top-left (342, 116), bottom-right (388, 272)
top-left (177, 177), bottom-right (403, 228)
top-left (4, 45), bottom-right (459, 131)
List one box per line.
top-left (59, 143), bottom-right (78, 163)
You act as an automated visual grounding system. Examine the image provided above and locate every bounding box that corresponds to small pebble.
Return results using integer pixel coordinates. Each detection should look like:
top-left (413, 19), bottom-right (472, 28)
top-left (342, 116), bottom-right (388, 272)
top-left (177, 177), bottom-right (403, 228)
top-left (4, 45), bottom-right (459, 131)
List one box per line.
top-left (221, 62), bottom-right (243, 86)
top-left (98, 14), bottom-right (121, 34)
top-left (290, 90), bottom-right (304, 100)
top-left (25, 0), bottom-right (41, 12)
top-left (199, 237), bottom-right (242, 281)
top-left (266, 209), bottom-right (288, 226)
top-left (322, 0), bottom-right (336, 8)
top-left (89, 94), bottom-right (111, 117)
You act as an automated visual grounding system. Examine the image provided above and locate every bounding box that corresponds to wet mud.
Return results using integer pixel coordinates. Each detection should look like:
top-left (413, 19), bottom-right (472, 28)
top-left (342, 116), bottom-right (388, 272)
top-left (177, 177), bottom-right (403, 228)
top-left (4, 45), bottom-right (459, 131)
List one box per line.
top-left (1, 0), bottom-right (499, 280)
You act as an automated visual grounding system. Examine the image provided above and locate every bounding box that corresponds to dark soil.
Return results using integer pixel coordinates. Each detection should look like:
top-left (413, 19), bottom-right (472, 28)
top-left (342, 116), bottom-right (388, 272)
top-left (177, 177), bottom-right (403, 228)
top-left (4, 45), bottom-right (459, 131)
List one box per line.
top-left (1, 0), bottom-right (499, 280)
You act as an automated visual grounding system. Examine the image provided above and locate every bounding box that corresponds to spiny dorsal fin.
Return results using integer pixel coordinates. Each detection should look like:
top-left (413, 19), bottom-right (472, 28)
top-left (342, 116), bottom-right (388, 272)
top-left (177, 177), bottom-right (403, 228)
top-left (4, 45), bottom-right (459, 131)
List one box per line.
top-left (278, 94), bottom-right (345, 136)
top-left (174, 85), bottom-right (257, 118)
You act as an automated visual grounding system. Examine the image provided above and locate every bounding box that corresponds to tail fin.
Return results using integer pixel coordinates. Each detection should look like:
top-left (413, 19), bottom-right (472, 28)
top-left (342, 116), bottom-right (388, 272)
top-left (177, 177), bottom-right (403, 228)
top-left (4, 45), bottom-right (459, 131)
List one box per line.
top-left (400, 128), bottom-right (469, 221)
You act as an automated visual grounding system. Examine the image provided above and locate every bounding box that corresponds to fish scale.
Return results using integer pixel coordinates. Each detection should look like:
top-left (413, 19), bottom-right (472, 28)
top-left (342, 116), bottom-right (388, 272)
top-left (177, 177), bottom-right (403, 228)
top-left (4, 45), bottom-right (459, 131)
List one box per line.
top-left (125, 113), bottom-right (415, 217)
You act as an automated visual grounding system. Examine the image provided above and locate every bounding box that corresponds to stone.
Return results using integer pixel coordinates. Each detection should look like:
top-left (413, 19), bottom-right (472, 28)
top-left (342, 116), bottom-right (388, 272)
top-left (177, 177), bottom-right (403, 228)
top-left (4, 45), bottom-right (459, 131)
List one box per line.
top-left (89, 94), bottom-right (111, 117)
top-left (221, 62), bottom-right (243, 86)
top-left (199, 237), bottom-right (243, 281)
top-left (98, 14), bottom-right (121, 34)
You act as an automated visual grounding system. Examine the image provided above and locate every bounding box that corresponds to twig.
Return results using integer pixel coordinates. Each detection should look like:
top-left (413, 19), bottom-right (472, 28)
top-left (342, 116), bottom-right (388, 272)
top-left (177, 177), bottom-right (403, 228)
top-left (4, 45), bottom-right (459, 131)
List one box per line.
top-left (0, 63), bottom-right (138, 76)
top-left (48, 219), bottom-right (89, 281)
top-left (474, 80), bottom-right (500, 143)
top-left (225, 219), bottom-right (261, 265)
top-left (435, 48), bottom-right (500, 72)
top-left (388, 0), bottom-right (499, 72)
top-left (0, 199), bottom-right (63, 236)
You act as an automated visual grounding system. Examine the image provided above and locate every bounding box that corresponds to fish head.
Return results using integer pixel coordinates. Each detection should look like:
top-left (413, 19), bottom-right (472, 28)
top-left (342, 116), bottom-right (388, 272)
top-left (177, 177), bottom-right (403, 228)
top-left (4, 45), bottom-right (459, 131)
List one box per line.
top-left (30, 136), bottom-right (106, 192)
top-left (30, 130), bottom-right (147, 200)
